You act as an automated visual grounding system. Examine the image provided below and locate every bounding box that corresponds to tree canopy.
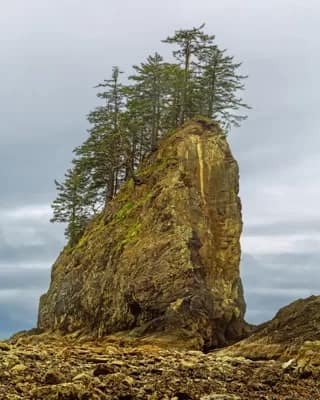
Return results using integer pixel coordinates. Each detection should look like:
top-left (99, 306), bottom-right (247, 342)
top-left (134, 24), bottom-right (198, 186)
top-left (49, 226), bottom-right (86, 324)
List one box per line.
top-left (51, 24), bottom-right (250, 244)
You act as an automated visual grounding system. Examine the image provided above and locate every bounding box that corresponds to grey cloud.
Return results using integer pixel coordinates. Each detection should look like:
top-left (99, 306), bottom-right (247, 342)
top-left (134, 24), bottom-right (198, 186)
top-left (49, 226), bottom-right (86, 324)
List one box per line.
top-left (244, 292), bottom-right (311, 325)
top-left (0, 213), bottom-right (64, 263)
top-left (0, 230), bottom-right (63, 263)
top-left (241, 252), bottom-right (320, 324)
top-left (244, 219), bottom-right (320, 236)
top-left (0, 267), bottom-right (50, 290)
top-left (0, 0), bottom-right (319, 334)
top-left (0, 289), bottom-right (42, 339)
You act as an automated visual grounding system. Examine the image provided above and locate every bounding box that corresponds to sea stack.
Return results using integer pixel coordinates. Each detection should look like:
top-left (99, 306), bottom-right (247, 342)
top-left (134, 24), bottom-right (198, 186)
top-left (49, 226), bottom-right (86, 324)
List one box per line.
top-left (38, 118), bottom-right (246, 349)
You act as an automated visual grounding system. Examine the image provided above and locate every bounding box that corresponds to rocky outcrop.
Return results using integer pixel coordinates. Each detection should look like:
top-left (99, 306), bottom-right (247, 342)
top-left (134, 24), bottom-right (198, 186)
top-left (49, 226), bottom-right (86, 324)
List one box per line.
top-left (2, 333), bottom-right (320, 400)
top-left (38, 118), bottom-right (246, 349)
top-left (221, 295), bottom-right (320, 361)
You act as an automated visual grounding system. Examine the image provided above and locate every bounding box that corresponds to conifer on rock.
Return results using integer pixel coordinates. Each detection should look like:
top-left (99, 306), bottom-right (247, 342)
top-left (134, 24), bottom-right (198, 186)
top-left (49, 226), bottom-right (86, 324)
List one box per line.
top-left (51, 25), bottom-right (250, 244)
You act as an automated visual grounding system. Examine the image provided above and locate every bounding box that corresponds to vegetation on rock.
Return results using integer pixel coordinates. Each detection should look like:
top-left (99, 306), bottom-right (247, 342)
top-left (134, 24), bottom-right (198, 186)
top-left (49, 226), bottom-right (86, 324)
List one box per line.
top-left (39, 120), bottom-right (247, 349)
top-left (50, 24), bottom-right (250, 244)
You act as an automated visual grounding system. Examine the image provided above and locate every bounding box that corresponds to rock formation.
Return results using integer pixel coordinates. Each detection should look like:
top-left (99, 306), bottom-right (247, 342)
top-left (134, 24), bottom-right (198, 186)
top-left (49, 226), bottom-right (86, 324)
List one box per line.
top-left (2, 332), bottom-right (320, 399)
top-left (221, 295), bottom-right (320, 361)
top-left (38, 118), bottom-right (246, 349)
top-left (4, 118), bottom-right (320, 399)
top-left (4, 296), bottom-right (320, 399)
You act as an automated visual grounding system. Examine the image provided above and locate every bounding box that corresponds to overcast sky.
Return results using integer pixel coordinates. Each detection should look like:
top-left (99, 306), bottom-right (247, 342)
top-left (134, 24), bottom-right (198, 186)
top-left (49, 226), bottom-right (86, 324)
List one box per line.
top-left (0, 0), bottom-right (319, 339)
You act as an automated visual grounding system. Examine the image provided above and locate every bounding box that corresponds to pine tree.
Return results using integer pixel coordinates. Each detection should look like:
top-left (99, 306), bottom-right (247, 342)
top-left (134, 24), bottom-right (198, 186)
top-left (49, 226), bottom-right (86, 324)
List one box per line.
top-left (95, 66), bottom-right (124, 131)
top-left (50, 163), bottom-right (92, 245)
top-left (76, 66), bottom-right (127, 204)
top-left (197, 45), bottom-right (250, 130)
top-left (160, 63), bottom-right (185, 130)
top-left (51, 25), bottom-right (251, 244)
top-left (162, 24), bottom-right (214, 123)
top-left (129, 53), bottom-right (166, 151)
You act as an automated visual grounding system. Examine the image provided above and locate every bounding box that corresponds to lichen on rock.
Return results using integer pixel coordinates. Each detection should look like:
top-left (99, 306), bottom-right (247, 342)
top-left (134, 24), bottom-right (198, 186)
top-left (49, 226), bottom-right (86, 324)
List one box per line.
top-left (38, 118), bottom-right (247, 349)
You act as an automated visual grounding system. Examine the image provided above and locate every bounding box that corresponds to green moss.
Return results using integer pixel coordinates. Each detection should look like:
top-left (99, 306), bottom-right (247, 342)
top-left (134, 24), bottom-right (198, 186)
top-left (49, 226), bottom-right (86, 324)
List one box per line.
top-left (77, 235), bottom-right (87, 248)
top-left (115, 222), bottom-right (142, 251)
top-left (64, 244), bottom-right (74, 255)
top-left (116, 178), bottom-right (134, 202)
top-left (74, 217), bottom-right (105, 250)
top-left (114, 202), bottom-right (135, 221)
top-left (166, 127), bottom-right (177, 136)
top-left (126, 178), bottom-right (135, 190)
top-left (136, 158), bottom-right (168, 179)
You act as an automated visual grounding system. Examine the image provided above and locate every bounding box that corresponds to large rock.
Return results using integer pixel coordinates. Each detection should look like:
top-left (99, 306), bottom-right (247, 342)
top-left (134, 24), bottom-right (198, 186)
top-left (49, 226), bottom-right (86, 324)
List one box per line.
top-left (220, 295), bottom-right (320, 360)
top-left (38, 118), bottom-right (246, 349)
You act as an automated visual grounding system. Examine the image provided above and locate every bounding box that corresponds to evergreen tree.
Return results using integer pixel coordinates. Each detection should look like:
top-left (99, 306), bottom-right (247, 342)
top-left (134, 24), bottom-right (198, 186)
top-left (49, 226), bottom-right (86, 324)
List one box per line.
top-left (129, 53), bottom-right (166, 151)
top-left (95, 66), bottom-right (124, 131)
top-left (162, 24), bottom-right (214, 123)
top-left (160, 63), bottom-right (185, 130)
top-left (197, 45), bottom-right (250, 130)
top-left (76, 66), bottom-right (127, 204)
top-left (50, 164), bottom-right (92, 245)
top-left (51, 25), bottom-right (251, 244)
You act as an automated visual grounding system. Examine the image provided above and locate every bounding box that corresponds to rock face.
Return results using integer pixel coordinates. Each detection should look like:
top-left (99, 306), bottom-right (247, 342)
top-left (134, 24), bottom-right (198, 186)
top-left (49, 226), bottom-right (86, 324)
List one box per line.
top-left (38, 118), bottom-right (246, 349)
top-left (221, 295), bottom-right (320, 360)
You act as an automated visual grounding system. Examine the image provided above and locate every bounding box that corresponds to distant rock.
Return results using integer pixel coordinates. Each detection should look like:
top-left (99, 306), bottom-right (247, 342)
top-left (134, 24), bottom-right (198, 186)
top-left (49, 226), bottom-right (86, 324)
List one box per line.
top-left (220, 295), bottom-right (320, 360)
top-left (38, 118), bottom-right (247, 349)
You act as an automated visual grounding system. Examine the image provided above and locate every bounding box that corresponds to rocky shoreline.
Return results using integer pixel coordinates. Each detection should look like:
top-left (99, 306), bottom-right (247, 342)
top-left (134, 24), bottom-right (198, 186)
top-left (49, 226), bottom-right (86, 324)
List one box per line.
top-left (1, 333), bottom-right (320, 400)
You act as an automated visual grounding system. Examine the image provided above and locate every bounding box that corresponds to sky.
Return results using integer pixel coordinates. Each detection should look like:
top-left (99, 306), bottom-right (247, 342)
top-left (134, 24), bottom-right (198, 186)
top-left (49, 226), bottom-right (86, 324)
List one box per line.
top-left (0, 0), bottom-right (319, 339)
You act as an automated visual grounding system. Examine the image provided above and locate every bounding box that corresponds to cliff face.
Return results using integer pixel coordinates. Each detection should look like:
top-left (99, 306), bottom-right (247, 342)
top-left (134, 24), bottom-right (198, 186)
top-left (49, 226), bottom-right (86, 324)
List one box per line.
top-left (38, 118), bottom-right (246, 349)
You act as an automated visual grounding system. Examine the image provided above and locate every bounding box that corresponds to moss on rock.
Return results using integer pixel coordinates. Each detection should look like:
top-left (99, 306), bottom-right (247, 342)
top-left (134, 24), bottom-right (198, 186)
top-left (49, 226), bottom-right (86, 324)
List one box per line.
top-left (38, 119), bottom-right (246, 350)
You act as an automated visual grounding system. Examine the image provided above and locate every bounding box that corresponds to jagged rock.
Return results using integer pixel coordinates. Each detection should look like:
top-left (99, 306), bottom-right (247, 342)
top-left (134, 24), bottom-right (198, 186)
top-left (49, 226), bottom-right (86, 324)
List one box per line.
top-left (1, 334), bottom-right (320, 399)
top-left (0, 342), bottom-right (10, 351)
top-left (294, 341), bottom-right (320, 378)
top-left (44, 368), bottom-right (63, 384)
top-left (219, 295), bottom-right (320, 360)
top-left (38, 118), bottom-right (246, 349)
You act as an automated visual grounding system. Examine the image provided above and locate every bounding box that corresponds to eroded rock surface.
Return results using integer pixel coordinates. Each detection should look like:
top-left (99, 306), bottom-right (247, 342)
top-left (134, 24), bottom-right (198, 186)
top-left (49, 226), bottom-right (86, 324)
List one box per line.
top-left (38, 119), bottom-right (246, 349)
top-left (1, 332), bottom-right (320, 400)
top-left (221, 295), bottom-right (320, 361)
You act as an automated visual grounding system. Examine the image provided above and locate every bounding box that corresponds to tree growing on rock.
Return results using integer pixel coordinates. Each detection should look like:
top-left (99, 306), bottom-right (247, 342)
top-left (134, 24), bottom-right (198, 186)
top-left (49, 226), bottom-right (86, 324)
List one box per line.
top-left (162, 23), bottom-right (215, 124)
top-left (51, 25), bottom-right (250, 244)
top-left (50, 164), bottom-right (92, 245)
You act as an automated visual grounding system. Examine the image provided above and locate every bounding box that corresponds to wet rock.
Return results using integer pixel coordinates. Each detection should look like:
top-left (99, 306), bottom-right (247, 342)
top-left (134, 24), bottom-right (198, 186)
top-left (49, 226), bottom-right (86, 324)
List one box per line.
top-left (44, 368), bottom-right (63, 384)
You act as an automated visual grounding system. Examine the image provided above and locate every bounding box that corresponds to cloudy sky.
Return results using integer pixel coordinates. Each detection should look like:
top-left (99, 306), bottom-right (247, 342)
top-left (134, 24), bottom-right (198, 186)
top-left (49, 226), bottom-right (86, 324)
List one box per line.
top-left (1, 0), bottom-right (319, 339)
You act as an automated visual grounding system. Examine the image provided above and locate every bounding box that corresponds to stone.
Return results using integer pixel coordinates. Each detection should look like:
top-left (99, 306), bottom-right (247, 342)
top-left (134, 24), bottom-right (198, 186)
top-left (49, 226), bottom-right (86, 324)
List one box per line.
top-left (37, 118), bottom-right (247, 350)
top-left (220, 295), bottom-right (320, 361)
top-left (44, 368), bottom-right (63, 384)
top-left (1, 333), bottom-right (320, 399)
top-left (201, 395), bottom-right (241, 400)
top-left (11, 363), bottom-right (27, 373)
top-left (93, 364), bottom-right (115, 376)
top-left (282, 359), bottom-right (296, 371)
top-left (294, 341), bottom-right (320, 378)
top-left (180, 360), bottom-right (196, 369)
top-left (0, 341), bottom-right (10, 351)
top-left (72, 372), bottom-right (92, 381)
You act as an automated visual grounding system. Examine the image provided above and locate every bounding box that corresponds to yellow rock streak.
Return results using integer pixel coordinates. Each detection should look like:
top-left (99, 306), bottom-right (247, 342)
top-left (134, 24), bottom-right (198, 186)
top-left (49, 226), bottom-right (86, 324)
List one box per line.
top-left (197, 139), bottom-right (205, 201)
